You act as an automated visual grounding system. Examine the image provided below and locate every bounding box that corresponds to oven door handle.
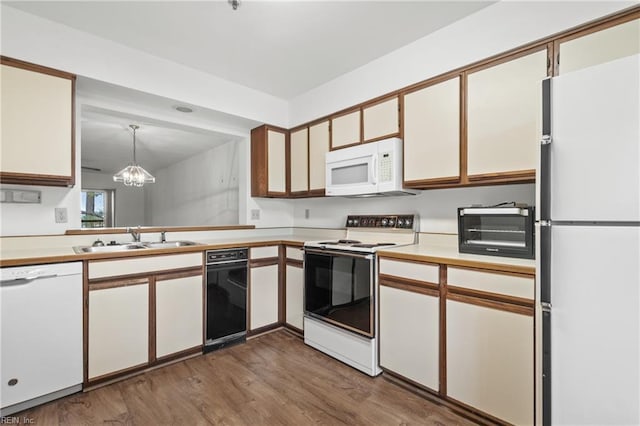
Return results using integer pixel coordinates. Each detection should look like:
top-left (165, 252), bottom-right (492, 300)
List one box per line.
top-left (304, 248), bottom-right (374, 260)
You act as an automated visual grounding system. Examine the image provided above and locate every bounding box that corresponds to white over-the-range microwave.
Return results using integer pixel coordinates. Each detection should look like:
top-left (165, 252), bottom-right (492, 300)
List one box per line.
top-left (325, 137), bottom-right (419, 197)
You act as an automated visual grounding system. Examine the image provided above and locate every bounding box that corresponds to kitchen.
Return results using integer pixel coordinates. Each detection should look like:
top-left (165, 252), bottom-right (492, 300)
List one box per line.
top-left (1, 2), bottom-right (639, 425)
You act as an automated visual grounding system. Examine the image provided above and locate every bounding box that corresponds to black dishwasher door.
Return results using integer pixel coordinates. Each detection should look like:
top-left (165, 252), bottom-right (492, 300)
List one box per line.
top-left (205, 260), bottom-right (247, 351)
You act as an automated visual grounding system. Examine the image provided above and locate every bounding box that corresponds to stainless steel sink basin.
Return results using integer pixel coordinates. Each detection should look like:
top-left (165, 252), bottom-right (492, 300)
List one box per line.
top-left (142, 241), bottom-right (199, 249)
top-left (73, 240), bottom-right (199, 254)
top-left (73, 243), bottom-right (147, 254)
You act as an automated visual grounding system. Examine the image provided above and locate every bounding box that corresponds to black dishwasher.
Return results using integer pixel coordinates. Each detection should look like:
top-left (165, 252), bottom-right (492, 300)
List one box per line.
top-left (205, 248), bottom-right (248, 353)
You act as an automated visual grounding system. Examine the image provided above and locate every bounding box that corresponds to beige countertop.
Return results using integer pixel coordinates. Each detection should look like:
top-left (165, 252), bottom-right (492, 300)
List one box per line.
top-left (1, 230), bottom-right (535, 275)
top-left (378, 243), bottom-right (536, 275)
top-left (0, 234), bottom-right (309, 267)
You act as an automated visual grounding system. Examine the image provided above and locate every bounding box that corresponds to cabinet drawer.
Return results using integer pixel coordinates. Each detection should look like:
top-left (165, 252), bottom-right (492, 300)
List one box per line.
top-left (379, 258), bottom-right (439, 284)
top-left (88, 253), bottom-right (202, 280)
top-left (286, 246), bottom-right (303, 261)
top-left (250, 246), bottom-right (279, 259)
top-left (447, 267), bottom-right (534, 300)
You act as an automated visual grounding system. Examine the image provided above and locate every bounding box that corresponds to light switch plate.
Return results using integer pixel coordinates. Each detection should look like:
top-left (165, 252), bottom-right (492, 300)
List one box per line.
top-left (55, 207), bottom-right (68, 223)
top-left (251, 209), bottom-right (260, 220)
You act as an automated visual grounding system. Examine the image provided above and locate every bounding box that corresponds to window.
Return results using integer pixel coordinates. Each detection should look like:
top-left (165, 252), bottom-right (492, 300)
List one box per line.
top-left (81, 189), bottom-right (114, 228)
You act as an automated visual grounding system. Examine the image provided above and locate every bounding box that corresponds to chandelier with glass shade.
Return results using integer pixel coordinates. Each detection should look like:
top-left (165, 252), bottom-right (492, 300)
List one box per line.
top-left (113, 124), bottom-right (155, 187)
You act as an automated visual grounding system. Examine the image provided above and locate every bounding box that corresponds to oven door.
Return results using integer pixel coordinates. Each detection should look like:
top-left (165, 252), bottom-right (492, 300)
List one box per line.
top-left (304, 248), bottom-right (374, 337)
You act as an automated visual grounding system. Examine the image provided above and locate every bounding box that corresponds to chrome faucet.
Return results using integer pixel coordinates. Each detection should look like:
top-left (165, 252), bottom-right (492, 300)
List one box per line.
top-left (127, 226), bottom-right (141, 242)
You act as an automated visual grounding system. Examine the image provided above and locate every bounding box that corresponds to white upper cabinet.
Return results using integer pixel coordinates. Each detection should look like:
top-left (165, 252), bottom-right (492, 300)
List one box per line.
top-left (363, 96), bottom-right (399, 142)
top-left (309, 120), bottom-right (329, 191)
top-left (1, 58), bottom-right (75, 187)
top-left (251, 125), bottom-right (288, 197)
top-left (290, 127), bottom-right (309, 193)
top-left (331, 109), bottom-right (361, 149)
top-left (403, 77), bottom-right (460, 184)
top-left (267, 130), bottom-right (286, 193)
top-left (558, 18), bottom-right (640, 74)
top-left (466, 49), bottom-right (547, 178)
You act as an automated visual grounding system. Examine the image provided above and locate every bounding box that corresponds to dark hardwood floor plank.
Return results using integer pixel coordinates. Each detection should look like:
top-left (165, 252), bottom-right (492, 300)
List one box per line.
top-left (14, 330), bottom-right (477, 425)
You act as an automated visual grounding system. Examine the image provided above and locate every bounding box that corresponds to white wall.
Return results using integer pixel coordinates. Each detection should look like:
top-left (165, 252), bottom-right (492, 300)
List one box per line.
top-left (144, 141), bottom-right (240, 226)
top-left (81, 171), bottom-right (145, 227)
top-left (0, 4), bottom-right (289, 128)
top-left (292, 184), bottom-right (535, 234)
top-left (289, 1), bottom-right (635, 126)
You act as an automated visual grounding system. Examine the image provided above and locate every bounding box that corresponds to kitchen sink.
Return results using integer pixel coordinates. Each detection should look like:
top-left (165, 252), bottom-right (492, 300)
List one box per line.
top-left (73, 240), bottom-right (199, 254)
top-left (73, 243), bottom-right (147, 254)
top-left (142, 241), bottom-right (200, 249)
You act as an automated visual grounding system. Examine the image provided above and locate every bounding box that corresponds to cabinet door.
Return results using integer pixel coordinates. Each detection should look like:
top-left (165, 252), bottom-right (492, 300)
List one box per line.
top-left (403, 77), bottom-right (460, 184)
top-left (250, 264), bottom-right (279, 330)
top-left (557, 18), bottom-right (639, 74)
top-left (267, 129), bottom-right (287, 194)
top-left (363, 96), bottom-right (399, 141)
top-left (0, 59), bottom-right (74, 186)
top-left (379, 284), bottom-right (439, 391)
top-left (467, 49), bottom-right (547, 179)
top-left (309, 120), bottom-right (330, 192)
top-left (285, 264), bottom-right (304, 330)
top-left (447, 299), bottom-right (533, 425)
top-left (251, 125), bottom-right (287, 197)
top-left (155, 274), bottom-right (203, 359)
top-left (331, 109), bottom-right (361, 149)
top-left (290, 127), bottom-right (309, 194)
top-left (88, 282), bottom-right (149, 380)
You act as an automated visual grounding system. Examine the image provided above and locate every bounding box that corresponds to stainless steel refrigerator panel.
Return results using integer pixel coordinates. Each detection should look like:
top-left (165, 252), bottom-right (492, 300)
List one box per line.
top-left (550, 225), bottom-right (639, 425)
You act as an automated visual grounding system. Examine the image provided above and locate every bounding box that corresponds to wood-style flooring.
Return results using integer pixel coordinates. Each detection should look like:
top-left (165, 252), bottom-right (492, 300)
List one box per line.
top-left (18, 330), bottom-right (477, 425)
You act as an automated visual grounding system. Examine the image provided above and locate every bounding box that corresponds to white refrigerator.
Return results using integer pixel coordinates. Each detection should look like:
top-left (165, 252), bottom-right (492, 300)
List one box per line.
top-left (539, 54), bottom-right (640, 425)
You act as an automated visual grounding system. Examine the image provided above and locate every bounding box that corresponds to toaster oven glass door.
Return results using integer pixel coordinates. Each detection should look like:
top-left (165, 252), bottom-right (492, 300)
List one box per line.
top-left (458, 208), bottom-right (534, 258)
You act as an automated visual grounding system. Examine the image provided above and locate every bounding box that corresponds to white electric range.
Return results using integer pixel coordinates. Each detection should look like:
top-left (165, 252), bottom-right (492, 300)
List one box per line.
top-left (303, 215), bottom-right (418, 376)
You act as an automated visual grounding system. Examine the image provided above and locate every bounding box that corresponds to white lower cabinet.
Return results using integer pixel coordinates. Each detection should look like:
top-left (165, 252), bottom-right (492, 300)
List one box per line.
top-left (88, 282), bottom-right (149, 380)
top-left (155, 274), bottom-right (203, 358)
top-left (285, 264), bottom-right (304, 330)
top-left (250, 264), bottom-right (279, 330)
top-left (379, 285), bottom-right (439, 391)
top-left (446, 299), bottom-right (534, 425)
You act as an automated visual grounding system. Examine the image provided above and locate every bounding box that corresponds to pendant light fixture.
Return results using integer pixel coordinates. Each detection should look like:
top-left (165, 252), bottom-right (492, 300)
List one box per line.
top-left (113, 124), bottom-right (155, 187)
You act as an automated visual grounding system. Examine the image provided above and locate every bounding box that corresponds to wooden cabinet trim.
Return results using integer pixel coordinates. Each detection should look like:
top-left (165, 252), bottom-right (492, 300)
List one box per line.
top-left (467, 169), bottom-right (536, 182)
top-left (404, 176), bottom-right (461, 188)
top-left (447, 264), bottom-right (535, 279)
top-left (88, 276), bottom-right (149, 291)
top-left (148, 277), bottom-right (157, 364)
top-left (249, 257), bottom-right (280, 268)
top-left (362, 95), bottom-right (400, 142)
top-left (154, 345), bottom-right (202, 365)
top-left (552, 7), bottom-right (639, 46)
top-left (448, 285), bottom-right (534, 308)
top-left (0, 55), bottom-right (76, 80)
top-left (379, 274), bottom-right (439, 297)
top-left (88, 265), bottom-right (202, 284)
top-left (154, 267), bottom-right (203, 282)
top-left (86, 362), bottom-right (150, 387)
top-left (446, 292), bottom-right (534, 316)
top-left (445, 395), bottom-right (514, 426)
top-left (438, 265), bottom-right (447, 397)
top-left (286, 259), bottom-right (303, 268)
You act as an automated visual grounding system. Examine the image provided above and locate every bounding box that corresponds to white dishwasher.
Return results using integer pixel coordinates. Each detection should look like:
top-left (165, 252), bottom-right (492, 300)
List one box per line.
top-left (1, 262), bottom-right (83, 416)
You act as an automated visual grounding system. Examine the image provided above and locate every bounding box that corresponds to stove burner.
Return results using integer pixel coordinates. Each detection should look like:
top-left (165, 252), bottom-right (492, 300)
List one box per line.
top-left (317, 240), bottom-right (362, 245)
top-left (351, 243), bottom-right (396, 248)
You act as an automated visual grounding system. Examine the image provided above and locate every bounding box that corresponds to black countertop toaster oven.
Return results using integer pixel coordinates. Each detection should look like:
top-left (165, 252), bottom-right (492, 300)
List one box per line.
top-left (457, 204), bottom-right (535, 259)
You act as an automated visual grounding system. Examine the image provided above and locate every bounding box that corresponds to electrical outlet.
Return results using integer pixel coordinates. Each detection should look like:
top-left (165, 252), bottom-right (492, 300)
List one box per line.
top-left (305, 209), bottom-right (310, 219)
top-left (54, 207), bottom-right (68, 223)
top-left (251, 209), bottom-right (260, 220)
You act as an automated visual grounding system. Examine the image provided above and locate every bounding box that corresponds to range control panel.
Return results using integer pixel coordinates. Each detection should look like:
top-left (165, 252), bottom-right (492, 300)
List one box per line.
top-left (345, 215), bottom-right (415, 229)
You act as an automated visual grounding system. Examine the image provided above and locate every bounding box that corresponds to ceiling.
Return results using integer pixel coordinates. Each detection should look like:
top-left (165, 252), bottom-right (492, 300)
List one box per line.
top-left (5, 1), bottom-right (495, 178)
top-left (6, 1), bottom-right (494, 99)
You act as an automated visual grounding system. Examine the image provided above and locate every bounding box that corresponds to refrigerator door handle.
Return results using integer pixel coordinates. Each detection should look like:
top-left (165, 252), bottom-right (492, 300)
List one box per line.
top-left (542, 309), bottom-right (552, 426)
top-left (540, 78), bottom-right (552, 221)
top-left (540, 223), bottom-right (551, 304)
